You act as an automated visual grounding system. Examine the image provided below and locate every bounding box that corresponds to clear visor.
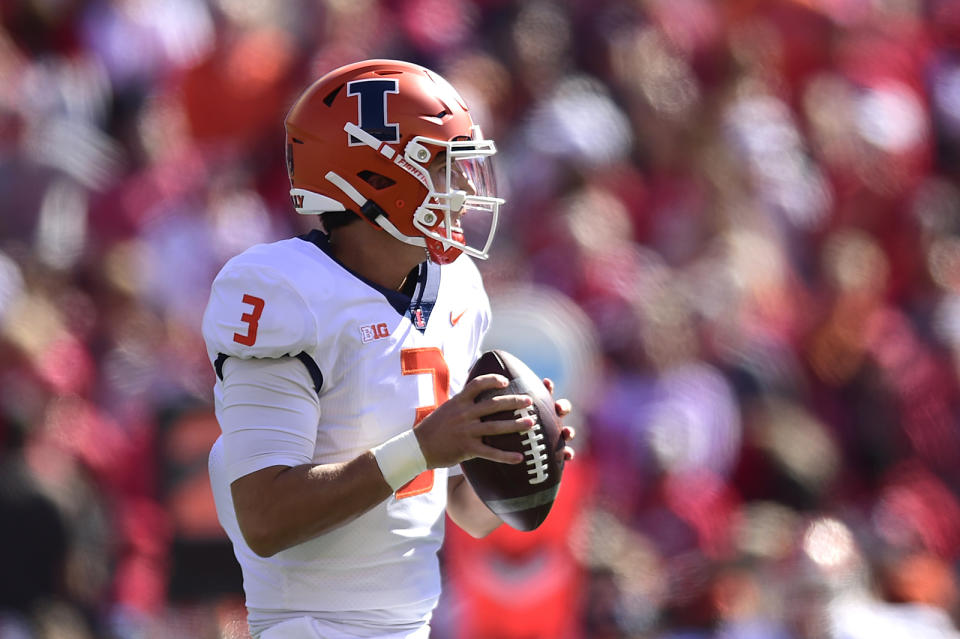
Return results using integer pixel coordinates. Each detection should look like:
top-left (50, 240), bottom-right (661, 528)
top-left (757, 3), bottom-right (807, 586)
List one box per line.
top-left (454, 194), bottom-right (498, 259)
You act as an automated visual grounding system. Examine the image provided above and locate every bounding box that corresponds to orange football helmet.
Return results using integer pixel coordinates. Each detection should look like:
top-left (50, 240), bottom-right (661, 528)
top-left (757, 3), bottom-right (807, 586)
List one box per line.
top-left (285, 59), bottom-right (503, 265)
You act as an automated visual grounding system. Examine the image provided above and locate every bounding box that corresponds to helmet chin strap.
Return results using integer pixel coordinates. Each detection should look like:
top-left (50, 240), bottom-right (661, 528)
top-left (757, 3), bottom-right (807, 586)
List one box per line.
top-left (324, 171), bottom-right (427, 249)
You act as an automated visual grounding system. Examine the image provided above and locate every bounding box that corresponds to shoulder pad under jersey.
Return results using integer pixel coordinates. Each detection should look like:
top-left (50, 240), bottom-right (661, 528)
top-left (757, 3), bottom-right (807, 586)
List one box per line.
top-left (202, 257), bottom-right (318, 361)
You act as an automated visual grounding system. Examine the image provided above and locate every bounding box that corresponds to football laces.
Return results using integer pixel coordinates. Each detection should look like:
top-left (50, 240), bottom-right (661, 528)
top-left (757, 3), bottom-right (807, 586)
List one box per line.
top-left (516, 404), bottom-right (549, 485)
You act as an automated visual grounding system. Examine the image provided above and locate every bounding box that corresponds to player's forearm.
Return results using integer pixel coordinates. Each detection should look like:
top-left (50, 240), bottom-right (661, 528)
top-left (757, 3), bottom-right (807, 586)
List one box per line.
top-left (231, 453), bottom-right (392, 557)
top-left (446, 474), bottom-right (502, 538)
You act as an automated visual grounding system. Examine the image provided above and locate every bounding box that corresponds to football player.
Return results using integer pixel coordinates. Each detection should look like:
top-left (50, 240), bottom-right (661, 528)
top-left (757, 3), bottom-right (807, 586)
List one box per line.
top-left (202, 60), bottom-right (574, 639)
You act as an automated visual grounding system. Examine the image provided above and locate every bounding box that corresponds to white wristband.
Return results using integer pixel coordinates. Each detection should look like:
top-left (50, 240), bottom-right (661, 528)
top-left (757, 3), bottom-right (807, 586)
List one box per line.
top-left (371, 429), bottom-right (428, 491)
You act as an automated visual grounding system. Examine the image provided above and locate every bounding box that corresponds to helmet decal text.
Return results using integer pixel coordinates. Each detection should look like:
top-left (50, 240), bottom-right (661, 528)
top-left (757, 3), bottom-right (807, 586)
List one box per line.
top-left (347, 79), bottom-right (400, 146)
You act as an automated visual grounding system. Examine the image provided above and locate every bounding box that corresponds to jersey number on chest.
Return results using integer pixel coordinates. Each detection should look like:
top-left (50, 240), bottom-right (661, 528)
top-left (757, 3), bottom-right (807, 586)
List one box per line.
top-left (396, 347), bottom-right (449, 499)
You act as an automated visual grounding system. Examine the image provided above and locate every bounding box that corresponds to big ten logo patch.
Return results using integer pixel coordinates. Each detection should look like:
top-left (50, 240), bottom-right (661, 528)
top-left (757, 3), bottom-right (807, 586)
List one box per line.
top-left (360, 322), bottom-right (391, 343)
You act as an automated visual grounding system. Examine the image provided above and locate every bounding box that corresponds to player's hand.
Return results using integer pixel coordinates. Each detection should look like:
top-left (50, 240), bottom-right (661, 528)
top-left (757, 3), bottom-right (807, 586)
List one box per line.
top-left (543, 378), bottom-right (576, 462)
top-left (413, 374), bottom-right (533, 468)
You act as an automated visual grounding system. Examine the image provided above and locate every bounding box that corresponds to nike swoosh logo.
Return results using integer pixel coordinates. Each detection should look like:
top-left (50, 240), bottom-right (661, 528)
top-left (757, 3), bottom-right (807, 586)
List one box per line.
top-left (450, 309), bottom-right (467, 326)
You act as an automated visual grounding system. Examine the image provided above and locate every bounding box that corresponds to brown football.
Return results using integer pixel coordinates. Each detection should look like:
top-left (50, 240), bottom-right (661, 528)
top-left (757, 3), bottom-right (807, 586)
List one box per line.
top-left (461, 350), bottom-right (565, 531)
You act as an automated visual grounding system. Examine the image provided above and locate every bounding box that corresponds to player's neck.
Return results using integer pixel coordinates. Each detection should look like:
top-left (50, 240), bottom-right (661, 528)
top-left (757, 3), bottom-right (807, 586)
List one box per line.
top-left (327, 221), bottom-right (426, 292)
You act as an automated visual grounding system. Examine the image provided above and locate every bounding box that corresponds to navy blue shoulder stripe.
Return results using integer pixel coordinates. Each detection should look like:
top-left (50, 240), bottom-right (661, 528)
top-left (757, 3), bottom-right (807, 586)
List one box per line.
top-left (213, 352), bottom-right (323, 394)
top-left (294, 352), bottom-right (324, 393)
top-left (214, 352), bottom-right (229, 381)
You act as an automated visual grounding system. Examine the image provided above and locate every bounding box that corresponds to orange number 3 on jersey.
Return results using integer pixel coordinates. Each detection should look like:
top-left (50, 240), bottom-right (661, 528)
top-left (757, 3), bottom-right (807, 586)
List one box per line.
top-left (233, 294), bottom-right (266, 346)
top-left (396, 347), bottom-right (449, 499)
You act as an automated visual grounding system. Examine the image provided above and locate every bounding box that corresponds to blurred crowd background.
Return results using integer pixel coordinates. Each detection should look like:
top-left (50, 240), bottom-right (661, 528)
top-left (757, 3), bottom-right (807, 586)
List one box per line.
top-left (2, 0), bottom-right (960, 637)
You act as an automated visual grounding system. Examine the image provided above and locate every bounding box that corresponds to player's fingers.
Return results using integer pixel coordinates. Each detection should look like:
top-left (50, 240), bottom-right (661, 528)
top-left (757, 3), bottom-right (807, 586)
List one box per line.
top-left (542, 377), bottom-right (555, 395)
top-left (462, 374), bottom-right (510, 399)
top-left (563, 446), bottom-right (576, 462)
top-left (555, 398), bottom-right (572, 417)
top-left (471, 444), bottom-right (524, 465)
top-left (472, 415), bottom-right (535, 437)
top-left (561, 425), bottom-right (576, 442)
top-left (471, 393), bottom-right (532, 418)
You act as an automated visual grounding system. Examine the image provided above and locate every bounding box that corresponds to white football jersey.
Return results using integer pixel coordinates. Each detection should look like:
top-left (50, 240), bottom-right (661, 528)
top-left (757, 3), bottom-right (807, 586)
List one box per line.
top-left (202, 230), bottom-right (490, 637)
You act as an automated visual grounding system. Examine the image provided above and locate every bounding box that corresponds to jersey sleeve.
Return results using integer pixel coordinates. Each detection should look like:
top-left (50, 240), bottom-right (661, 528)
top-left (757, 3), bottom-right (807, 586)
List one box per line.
top-left (202, 261), bottom-right (318, 362)
top-left (218, 356), bottom-right (321, 482)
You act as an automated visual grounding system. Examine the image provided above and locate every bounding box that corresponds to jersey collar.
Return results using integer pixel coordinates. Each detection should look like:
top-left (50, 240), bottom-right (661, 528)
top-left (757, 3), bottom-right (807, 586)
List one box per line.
top-left (298, 230), bottom-right (440, 332)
